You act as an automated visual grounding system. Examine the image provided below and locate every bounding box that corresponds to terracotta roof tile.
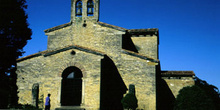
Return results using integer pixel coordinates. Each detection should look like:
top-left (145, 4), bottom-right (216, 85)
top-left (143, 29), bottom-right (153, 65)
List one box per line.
top-left (128, 28), bottom-right (158, 32)
top-left (16, 50), bottom-right (47, 62)
top-left (43, 21), bottom-right (158, 36)
top-left (97, 22), bottom-right (127, 31)
top-left (122, 49), bottom-right (159, 63)
top-left (17, 45), bottom-right (105, 62)
top-left (44, 22), bottom-right (72, 33)
top-left (128, 28), bottom-right (159, 36)
top-left (161, 71), bottom-right (195, 76)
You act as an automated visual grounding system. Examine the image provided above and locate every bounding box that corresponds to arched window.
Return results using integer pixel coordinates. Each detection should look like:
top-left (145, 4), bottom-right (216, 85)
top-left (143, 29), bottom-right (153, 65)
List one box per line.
top-left (76, 0), bottom-right (83, 17)
top-left (87, 0), bottom-right (94, 16)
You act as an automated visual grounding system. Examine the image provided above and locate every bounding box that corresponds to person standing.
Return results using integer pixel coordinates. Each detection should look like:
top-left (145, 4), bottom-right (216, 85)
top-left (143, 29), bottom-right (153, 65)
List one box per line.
top-left (45, 94), bottom-right (51, 110)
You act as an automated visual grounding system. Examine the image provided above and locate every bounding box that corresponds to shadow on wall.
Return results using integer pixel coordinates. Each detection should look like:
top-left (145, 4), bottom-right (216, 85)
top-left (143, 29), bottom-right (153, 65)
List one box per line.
top-left (122, 33), bottom-right (138, 53)
top-left (121, 84), bottom-right (138, 110)
top-left (100, 55), bottom-right (128, 110)
top-left (156, 78), bottom-right (175, 110)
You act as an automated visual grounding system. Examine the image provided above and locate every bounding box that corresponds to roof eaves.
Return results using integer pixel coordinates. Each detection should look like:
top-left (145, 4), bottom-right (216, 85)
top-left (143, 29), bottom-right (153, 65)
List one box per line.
top-left (128, 28), bottom-right (159, 36)
top-left (97, 22), bottom-right (127, 32)
top-left (16, 50), bottom-right (47, 62)
top-left (161, 71), bottom-right (195, 76)
top-left (43, 46), bottom-right (75, 57)
top-left (72, 44), bottom-right (105, 56)
top-left (43, 45), bottom-right (105, 57)
top-left (122, 49), bottom-right (159, 63)
top-left (17, 45), bottom-right (106, 62)
top-left (44, 22), bottom-right (72, 33)
top-left (128, 28), bottom-right (158, 32)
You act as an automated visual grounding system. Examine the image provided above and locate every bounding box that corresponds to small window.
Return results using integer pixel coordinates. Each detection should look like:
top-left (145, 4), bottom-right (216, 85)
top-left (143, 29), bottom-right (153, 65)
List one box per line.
top-left (87, 0), bottom-right (94, 16)
top-left (76, 0), bottom-right (83, 17)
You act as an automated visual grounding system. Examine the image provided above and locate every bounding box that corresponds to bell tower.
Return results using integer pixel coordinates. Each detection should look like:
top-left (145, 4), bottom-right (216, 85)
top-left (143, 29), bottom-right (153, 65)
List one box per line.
top-left (71, 0), bottom-right (99, 23)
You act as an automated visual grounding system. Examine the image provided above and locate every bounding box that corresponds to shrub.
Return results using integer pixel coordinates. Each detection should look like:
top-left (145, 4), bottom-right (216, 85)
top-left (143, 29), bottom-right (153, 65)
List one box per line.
top-left (121, 93), bottom-right (138, 110)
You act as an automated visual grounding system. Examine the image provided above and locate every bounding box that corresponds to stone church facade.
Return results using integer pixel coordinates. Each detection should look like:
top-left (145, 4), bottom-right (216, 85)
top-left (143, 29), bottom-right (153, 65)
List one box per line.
top-left (16, 0), bottom-right (195, 110)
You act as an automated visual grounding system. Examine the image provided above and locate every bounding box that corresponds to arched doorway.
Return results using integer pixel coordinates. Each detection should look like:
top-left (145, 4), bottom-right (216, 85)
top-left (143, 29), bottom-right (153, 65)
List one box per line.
top-left (61, 66), bottom-right (83, 106)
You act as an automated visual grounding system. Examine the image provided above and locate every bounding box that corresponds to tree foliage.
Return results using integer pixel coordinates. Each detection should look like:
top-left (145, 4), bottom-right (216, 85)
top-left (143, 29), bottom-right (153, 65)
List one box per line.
top-left (0, 0), bottom-right (32, 108)
top-left (195, 77), bottom-right (220, 110)
top-left (0, 0), bottom-right (32, 73)
top-left (174, 85), bottom-right (215, 110)
top-left (174, 77), bottom-right (220, 110)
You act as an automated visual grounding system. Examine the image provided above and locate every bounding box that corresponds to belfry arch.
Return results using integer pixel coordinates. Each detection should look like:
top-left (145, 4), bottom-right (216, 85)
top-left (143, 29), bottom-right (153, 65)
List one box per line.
top-left (61, 66), bottom-right (83, 106)
top-left (75, 0), bottom-right (83, 17)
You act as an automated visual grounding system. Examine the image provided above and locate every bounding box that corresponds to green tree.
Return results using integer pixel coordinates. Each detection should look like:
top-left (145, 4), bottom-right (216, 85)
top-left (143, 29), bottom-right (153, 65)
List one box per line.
top-left (174, 85), bottom-right (215, 110)
top-left (195, 77), bottom-right (220, 110)
top-left (0, 0), bottom-right (32, 108)
top-left (174, 77), bottom-right (220, 110)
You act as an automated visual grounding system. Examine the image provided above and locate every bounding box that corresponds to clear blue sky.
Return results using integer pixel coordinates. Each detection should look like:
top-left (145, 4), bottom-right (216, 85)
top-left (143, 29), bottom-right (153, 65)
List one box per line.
top-left (23, 0), bottom-right (220, 89)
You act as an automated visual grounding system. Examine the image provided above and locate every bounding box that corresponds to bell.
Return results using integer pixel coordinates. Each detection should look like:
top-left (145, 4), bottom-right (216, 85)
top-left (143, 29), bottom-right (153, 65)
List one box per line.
top-left (76, 8), bottom-right (82, 15)
top-left (88, 2), bottom-right (93, 7)
top-left (87, 1), bottom-right (93, 8)
top-left (77, 2), bottom-right (82, 8)
top-left (88, 8), bottom-right (93, 14)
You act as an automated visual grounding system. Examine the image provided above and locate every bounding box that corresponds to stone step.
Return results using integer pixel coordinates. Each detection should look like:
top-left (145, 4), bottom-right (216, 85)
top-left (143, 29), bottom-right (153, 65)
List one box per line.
top-left (55, 106), bottom-right (85, 110)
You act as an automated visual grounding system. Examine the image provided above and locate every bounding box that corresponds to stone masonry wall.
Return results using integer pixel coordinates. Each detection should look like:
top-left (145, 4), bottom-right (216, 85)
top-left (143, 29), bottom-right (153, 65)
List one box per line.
top-left (46, 21), bottom-right (124, 57)
top-left (113, 54), bottom-right (158, 110)
top-left (71, 0), bottom-right (99, 22)
top-left (47, 26), bottom-right (72, 50)
top-left (162, 77), bottom-right (195, 97)
top-left (16, 49), bottom-right (103, 110)
top-left (18, 20), bottom-right (159, 110)
top-left (132, 35), bottom-right (158, 59)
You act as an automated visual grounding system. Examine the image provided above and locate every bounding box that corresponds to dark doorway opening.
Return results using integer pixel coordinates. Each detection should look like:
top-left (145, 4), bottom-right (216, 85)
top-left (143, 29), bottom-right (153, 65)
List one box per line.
top-left (61, 66), bottom-right (83, 106)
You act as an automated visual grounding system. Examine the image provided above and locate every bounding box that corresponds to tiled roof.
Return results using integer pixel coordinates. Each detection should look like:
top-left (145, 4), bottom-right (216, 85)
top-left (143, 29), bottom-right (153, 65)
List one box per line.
top-left (128, 28), bottom-right (159, 36)
top-left (17, 45), bottom-right (105, 62)
top-left (43, 21), bottom-right (158, 36)
top-left (16, 51), bottom-right (46, 62)
top-left (97, 22), bottom-right (127, 32)
top-left (97, 22), bottom-right (159, 35)
top-left (17, 44), bottom-right (159, 63)
top-left (128, 28), bottom-right (158, 33)
top-left (161, 71), bottom-right (195, 76)
top-left (122, 49), bottom-right (159, 63)
top-left (44, 22), bottom-right (72, 33)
